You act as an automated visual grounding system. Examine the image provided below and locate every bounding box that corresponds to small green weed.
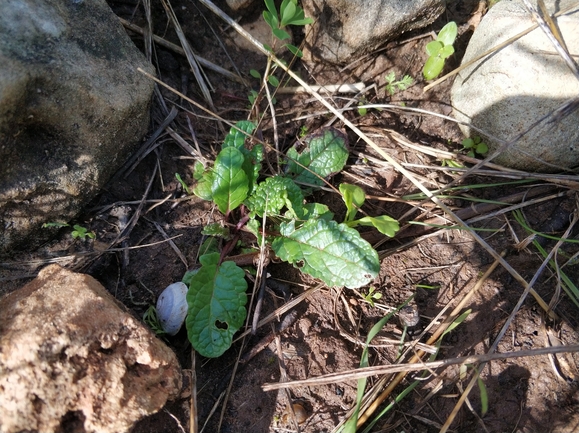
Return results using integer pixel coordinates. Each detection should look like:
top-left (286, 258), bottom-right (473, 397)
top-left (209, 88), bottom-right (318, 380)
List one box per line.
top-left (362, 286), bottom-right (383, 307)
top-left (42, 222), bottom-right (95, 240)
top-left (186, 121), bottom-right (399, 358)
top-left (462, 136), bottom-right (489, 157)
top-left (175, 172), bottom-right (191, 194)
top-left (384, 71), bottom-right (414, 95)
top-left (423, 21), bottom-right (457, 80)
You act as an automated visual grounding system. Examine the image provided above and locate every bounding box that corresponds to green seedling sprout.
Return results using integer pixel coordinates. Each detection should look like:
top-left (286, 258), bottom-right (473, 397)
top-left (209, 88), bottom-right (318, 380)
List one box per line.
top-left (175, 172), bottom-right (191, 194)
top-left (423, 21), bottom-right (458, 80)
top-left (384, 71), bottom-right (414, 95)
top-left (42, 222), bottom-right (95, 240)
top-left (462, 136), bottom-right (489, 157)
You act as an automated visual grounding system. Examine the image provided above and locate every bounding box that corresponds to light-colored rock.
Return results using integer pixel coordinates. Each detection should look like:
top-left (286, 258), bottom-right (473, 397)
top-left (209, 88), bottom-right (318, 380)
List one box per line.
top-left (226, 0), bottom-right (254, 11)
top-left (0, 0), bottom-right (155, 255)
top-left (451, 0), bottom-right (579, 172)
top-left (301, 0), bottom-right (445, 64)
top-left (0, 265), bottom-right (182, 433)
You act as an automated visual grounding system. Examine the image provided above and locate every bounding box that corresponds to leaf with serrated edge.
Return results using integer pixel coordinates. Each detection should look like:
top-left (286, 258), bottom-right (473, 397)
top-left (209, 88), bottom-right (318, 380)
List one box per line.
top-left (212, 147), bottom-right (248, 214)
top-left (272, 219), bottom-right (379, 289)
top-left (286, 127), bottom-right (349, 189)
top-left (186, 253), bottom-right (247, 358)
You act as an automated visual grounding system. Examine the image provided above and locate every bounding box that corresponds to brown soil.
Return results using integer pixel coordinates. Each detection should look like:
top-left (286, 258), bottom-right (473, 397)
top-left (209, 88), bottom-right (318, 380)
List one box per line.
top-left (2, 1), bottom-right (579, 432)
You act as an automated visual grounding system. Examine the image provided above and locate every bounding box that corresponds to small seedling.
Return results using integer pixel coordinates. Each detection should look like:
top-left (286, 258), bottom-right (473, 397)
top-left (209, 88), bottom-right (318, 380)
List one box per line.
top-left (384, 71), bottom-right (414, 95)
top-left (362, 286), bottom-right (383, 307)
top-left (143, 305), bottom-right (166, 336)
top-left (423, 21), bottom-right (457, 80)
top-left (175, 173), bottom-right (191, 195)
top-left (42, 222), bottom-right (95, 240)
top-left (462, 136), bottom-right (489, 157)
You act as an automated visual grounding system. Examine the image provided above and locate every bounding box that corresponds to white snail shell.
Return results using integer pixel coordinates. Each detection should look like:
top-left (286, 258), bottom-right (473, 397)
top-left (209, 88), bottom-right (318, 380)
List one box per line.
top-left (156, 282), bottom-right (188, 336)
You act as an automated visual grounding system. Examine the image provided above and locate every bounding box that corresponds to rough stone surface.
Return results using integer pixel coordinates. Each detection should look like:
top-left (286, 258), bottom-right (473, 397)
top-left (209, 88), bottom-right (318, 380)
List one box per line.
top-left (0, 265), bottom-right (182, 433)
top-left (0, 0), bottom-right (155, 256)
top-left (301, 0), bottom-right (445, 64)
top-left (451, 0), bottom-right (579, 172)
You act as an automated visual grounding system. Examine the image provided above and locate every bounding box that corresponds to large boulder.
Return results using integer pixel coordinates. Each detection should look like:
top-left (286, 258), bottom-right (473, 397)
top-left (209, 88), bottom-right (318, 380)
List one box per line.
top-left (0, 0), bottom-right (155, 256)
top-left (301, 0), bottom-right (445, 64)
top-left (0, 264), bottom-right (182, 433)
top-left (451, 0), bottom-right (579, 172)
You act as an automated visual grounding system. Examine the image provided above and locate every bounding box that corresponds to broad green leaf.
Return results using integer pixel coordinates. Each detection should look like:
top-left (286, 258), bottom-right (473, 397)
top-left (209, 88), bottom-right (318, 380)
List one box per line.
top-left (263, 11), bottom-right (277, 32)
top-left (246, 175), bottom-right (304, 218)
top-left (280, 0), bottom-right (297, 26)
top-left (476, 142), bottom-right (489, 155)
top-left (301, 203), bottom-right (333, 221)
top-left (198, 236), bottom-right (220, 257)
top-left (462, 138), bottom-right (475, 149)
top-left (223, 120), bottom-right (256, 149)
top-left (212, 147), bottom-right (248, 214)
top-left (271, 219), bottom-right (379, 288)
top-left (264, 0), bottom-right (278, 20)
top-left (340, 183), bottom-right (365, 222)
top-left (425, 40), bottom-right (443, 56)
top-left (272, 27), bottom-right (291, 41)
top-left (423, 55), bottom-right (445, 80)
top-left (285, 127), bottom-right (349, 189)
top-left (350, 215), bottom-right (399, 238)
top-left (437, 21), bottom-right (457, 47)
top-left (186, 253), bottom-right (248, 358)
top-left (439, 44), bottom-right (455, 59)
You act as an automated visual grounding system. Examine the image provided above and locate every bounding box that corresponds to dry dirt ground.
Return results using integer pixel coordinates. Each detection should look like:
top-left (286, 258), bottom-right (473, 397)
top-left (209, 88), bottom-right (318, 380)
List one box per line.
top-left (2, 1), bottom-right (579, 432)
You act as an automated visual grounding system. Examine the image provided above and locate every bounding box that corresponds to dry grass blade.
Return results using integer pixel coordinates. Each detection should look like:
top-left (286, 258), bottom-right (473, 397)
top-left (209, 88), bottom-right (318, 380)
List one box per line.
top-left (522, 0), bottom-right (579, 79)
top-left (261, 344), bottom-right (579, 390)
top-left (119, 18), bottom-right (247, 85)
top-left (160, 0), bottom-right (215, 110)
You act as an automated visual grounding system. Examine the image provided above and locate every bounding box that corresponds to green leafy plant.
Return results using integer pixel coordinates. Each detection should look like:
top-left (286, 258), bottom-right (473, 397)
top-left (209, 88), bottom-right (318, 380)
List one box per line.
top-left (384, 71), bottom-right (414, 95)
top-left (423, 21), bottom-right (458, 80)
top-left (362, 286), bottom-right (383, 307)
top-left (42, 222), bottom-right (96, 240)
top-left (143, 305), bottom-right (166, 336)
top-left (248, 0), bottom-right (313, 106)
top-left (187, 121), bottom-right (399, 357)
top-left (461, 136), bottom-right (489, 157)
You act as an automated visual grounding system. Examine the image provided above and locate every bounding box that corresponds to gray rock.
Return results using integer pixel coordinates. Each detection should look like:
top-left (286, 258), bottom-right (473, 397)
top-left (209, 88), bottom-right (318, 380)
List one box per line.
top-left (451, 0), bottom-right (579, 172)
top-left (0, 0), bottom-right (155, 255)
top-left (0, 264), bottom-right (182, 433)
top-left (302, 0), bottom-right (445, 64)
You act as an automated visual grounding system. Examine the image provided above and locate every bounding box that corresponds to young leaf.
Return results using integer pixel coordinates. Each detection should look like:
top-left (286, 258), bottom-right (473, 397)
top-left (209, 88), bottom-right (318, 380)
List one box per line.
top-left (285, 44), bottom-right (303, 58)
top-left (280, 0), bottom-right (296, 27)
top-left (477, 376), bottom-right (489, 416)
top-left (246, 175), bottom-right (304, 218)
top-left (212, 147), bottom-right (249, 214)
top-left (425, 40), bottom-right (443, 57)
top-left (223, 120), bottom-right (256, 149)
top-left (339, 183), bottom-right (365, 222)
top-left (193, 168), bottom-right (214, 201)
top-left (186, 253), bottom-right (248, 358)
top-left (439, 44), bottom-right (455, 59)
top-left (201, 223), bottom-right (229, 238)
top-left (302, 203), bottom-right (334, 221)
top-left (272, 27), bottom-right (291, 41)
top-left (267, 75), bottom-right (280, 87)
top-left (437, 21), bottom-right (458, 47)
top-left (271, 219), bottom-right (380, 289)
top-left (249, 69), bottom-right (261, 79)
top-left (285, 127), bottom-right (349, 189)
top-left (264, 0), bottom-right (278, 20)
top-left (423, 55), bottom-right (445, 80)
top-left (350, 215), bottom-right (399, 238)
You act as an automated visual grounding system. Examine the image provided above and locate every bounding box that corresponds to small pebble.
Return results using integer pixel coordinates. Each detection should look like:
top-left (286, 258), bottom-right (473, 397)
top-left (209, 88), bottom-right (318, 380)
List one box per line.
top-left (399, 305), bottom-right (420, 327)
